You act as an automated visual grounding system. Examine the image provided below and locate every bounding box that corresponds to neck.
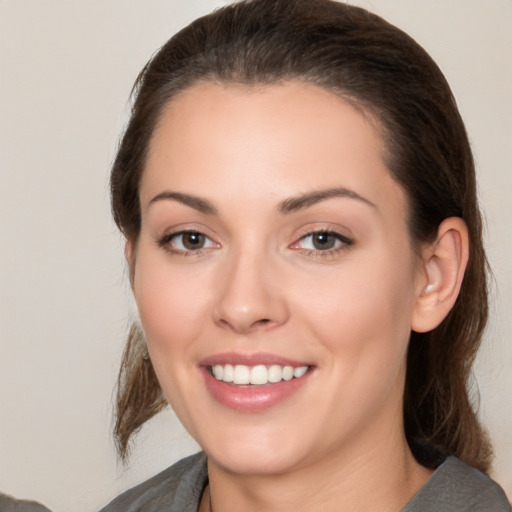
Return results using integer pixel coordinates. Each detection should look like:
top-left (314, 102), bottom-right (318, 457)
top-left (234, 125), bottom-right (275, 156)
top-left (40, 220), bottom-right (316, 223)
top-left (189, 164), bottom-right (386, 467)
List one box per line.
top-left (201, 424), bottom-right (432, 512)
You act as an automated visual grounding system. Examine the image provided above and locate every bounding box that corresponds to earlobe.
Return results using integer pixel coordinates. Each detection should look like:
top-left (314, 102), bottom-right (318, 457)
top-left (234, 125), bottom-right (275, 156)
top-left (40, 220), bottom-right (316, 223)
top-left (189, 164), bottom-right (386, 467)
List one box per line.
top-left (125, 239), bottom-right (134, 262)
top-left (411, 217), bottom-right (469, 333)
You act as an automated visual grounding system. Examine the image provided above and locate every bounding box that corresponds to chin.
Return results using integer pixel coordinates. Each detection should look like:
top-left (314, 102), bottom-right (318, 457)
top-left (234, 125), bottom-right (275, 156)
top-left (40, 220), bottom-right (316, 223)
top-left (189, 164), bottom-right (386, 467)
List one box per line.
top-left (199, 424), bottom-right (312, 476)
top-left (209, 446), bottom-right (304, 476)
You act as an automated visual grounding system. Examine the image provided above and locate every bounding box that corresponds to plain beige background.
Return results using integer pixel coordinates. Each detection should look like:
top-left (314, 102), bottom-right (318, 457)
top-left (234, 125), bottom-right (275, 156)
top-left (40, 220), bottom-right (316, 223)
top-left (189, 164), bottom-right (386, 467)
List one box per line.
top-left (1, 1), bottom-right (511, 511)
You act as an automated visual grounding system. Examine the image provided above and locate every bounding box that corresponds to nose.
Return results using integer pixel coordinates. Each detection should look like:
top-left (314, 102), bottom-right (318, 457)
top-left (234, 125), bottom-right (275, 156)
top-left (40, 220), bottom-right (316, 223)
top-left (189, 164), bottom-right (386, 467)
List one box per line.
top-left (212, 250), bottom-right (289, 334)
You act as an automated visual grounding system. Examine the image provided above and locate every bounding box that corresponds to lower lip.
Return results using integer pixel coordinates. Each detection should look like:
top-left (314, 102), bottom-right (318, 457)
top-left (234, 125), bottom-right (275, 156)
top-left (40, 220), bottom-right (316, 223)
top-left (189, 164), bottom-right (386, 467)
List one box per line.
top-left (201, 367), bottom-right (312, 412)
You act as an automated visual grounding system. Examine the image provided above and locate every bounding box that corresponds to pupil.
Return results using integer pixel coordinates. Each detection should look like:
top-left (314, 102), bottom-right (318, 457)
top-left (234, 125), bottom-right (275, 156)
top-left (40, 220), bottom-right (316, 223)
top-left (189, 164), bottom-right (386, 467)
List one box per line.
top-left (313, 233), bottom-right (335, 250)
top-left (183, 233), bottom-right (205, 250)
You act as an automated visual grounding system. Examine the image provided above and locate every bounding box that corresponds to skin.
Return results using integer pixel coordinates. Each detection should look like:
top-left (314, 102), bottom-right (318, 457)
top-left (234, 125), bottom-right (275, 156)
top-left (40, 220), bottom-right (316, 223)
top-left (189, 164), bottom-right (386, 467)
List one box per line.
top-left (129, 82), bottom-right (467, 511)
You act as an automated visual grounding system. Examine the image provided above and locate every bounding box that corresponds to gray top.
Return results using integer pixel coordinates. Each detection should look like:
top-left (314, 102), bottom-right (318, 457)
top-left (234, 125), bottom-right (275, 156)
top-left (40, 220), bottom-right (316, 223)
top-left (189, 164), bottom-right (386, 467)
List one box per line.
top-left (402, 457), bottom-right (511, 511)
top-left (99, 452), bottom-right (511, 512)
top-left (0, 493), bottom-right (53, 512)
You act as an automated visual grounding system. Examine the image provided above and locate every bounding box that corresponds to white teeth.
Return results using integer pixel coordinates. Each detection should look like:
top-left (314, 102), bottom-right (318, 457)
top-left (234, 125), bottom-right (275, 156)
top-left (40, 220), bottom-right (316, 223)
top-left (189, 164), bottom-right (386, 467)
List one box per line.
top-left (211, 363), bottom-right (309, 385)
top-left (250, 365), bottom-right (268, 385)
top-left (233, 365), bottom-right (250, 384)
top-left (212, 365), bottom-right (223, 380)
top-left (268, 364), bottom-right (283, 383)
top-left (293, 366), bottom-right (308, 378)
top-left (222, 364), bottom-right (234, 383)
top-left (282, 366), bottom-right (294, 381)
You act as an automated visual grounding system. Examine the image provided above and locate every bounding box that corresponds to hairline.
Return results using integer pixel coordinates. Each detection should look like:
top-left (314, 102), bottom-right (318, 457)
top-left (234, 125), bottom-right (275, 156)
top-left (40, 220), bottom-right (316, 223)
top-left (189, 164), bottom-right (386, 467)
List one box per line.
top-left (139, 75), bottom-right (418, 244)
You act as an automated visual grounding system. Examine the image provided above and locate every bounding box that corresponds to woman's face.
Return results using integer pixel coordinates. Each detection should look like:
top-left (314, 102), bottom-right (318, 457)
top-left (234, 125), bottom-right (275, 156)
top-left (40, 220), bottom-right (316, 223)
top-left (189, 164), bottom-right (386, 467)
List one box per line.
top-left (132, 82), bottom-right (426, 475)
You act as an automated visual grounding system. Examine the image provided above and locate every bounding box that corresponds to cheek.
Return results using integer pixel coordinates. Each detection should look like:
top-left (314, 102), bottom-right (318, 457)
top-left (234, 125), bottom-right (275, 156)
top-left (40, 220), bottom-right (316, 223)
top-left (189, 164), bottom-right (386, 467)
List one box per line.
top-left (133, 249), bottom-right (211, 353)
top-left (296, 250), bottom-right (417, 368)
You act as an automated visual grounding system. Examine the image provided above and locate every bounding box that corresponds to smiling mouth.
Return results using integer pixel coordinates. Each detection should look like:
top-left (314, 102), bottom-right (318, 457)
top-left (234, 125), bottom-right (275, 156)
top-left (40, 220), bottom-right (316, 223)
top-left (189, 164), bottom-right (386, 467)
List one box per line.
top-left (209, 364), bottom-right (311, 386)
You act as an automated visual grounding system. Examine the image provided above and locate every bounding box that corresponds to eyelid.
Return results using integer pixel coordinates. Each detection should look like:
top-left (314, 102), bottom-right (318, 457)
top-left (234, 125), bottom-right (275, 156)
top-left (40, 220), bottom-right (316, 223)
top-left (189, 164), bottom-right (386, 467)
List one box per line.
top-left (157, 229), bottom-right (220, 255)
top-left (289, 227), bottom-right (354, 254)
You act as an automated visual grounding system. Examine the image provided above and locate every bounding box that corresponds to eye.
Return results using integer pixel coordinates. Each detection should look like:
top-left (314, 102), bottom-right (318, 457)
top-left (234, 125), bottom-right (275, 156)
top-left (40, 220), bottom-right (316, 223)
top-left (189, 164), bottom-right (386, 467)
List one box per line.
top-left (291, 230), bottom-right (353, 253)
top-left (159, 230), bottom-right (218, 253)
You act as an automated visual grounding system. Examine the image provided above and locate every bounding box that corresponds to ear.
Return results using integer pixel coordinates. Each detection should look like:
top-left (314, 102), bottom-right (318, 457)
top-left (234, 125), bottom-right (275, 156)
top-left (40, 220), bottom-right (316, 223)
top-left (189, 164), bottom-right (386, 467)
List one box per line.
top-left (411, 217), bottom-right (469, 333)
top-left (125, 239), bottom-right (136, 288)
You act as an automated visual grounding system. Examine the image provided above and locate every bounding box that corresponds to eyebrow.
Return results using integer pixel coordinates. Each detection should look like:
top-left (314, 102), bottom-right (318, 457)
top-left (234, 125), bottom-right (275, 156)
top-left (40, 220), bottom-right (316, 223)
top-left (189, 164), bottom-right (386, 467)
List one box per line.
top-left (148, 191), bottom-right (218, 215)
top-left (278, 187), bottom-right (376, 213)
top-left (147, 187), bottom-right (375, 215)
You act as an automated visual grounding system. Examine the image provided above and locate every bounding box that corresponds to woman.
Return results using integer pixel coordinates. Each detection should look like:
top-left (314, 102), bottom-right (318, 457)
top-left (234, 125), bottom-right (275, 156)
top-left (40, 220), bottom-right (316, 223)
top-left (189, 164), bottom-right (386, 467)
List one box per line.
top-left (100, 0), bottom-right (510, 510)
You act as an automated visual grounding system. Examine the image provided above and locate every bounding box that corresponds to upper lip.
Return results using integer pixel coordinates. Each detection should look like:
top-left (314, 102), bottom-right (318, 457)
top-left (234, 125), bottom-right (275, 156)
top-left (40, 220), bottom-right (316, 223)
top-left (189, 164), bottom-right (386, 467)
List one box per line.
top-left (199, 352), bottom-right (312, 368)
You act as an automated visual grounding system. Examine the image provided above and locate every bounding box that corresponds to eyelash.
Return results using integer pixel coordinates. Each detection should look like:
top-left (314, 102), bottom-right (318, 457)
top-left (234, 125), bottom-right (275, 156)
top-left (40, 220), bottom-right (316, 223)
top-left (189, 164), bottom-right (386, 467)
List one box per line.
top-left (157, 228), bottom-right (353, 259)
top-left (291, 229), bottom-right (353, 258)
top-left (157, 230), bottom-right (218, 256)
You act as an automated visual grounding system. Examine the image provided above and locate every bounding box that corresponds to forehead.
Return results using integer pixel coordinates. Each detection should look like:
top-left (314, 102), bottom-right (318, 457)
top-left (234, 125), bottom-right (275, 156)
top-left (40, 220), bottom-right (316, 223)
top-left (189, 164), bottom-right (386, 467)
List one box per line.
top-left (141, 81), bottom-right (406, 218)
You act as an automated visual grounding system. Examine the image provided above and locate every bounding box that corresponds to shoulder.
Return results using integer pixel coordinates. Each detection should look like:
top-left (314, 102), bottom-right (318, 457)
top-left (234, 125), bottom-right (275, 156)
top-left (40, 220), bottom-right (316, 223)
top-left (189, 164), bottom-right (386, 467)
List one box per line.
top-left (99, 452), bottom-right (208, 512)
top-left (0, 493), bottom-right (52, 512)
top-left (403, 456), bottom-right (511, 512)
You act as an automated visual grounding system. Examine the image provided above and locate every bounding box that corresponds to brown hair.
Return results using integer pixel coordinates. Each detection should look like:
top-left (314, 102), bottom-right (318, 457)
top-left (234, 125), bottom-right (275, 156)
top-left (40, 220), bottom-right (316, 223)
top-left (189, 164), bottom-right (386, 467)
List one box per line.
top-left (111, 0), bottom-right (492, 470)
